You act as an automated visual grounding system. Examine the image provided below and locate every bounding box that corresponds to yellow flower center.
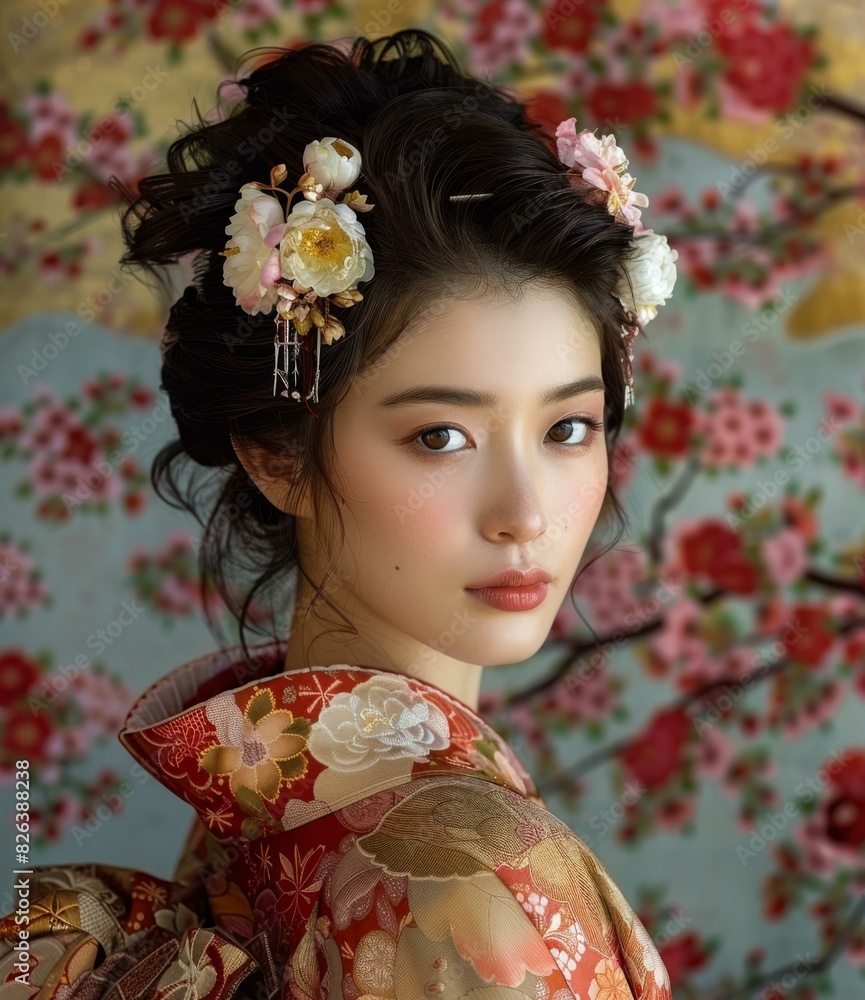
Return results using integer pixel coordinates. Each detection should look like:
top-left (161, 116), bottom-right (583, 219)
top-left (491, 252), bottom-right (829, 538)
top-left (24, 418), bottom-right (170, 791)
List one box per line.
top-left (331, 139), bottom-right (354, 159)
top-left (360, 708), bottom-right (391, 735)
top-left (301, 228), bottom-right (337, 260)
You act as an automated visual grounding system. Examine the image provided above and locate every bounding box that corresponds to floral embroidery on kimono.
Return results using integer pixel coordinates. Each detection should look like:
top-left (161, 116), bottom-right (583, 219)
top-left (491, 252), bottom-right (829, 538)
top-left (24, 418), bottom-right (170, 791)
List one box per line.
top-left (0, 636), bottom-right (672, 999)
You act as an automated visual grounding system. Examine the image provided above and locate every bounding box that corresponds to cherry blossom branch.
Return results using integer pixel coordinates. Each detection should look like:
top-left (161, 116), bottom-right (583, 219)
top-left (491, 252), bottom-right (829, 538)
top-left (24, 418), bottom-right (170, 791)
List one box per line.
top-left (710, 894), bottom-right (865, 1000)
top-left (661, 184), bottom-right (864, 245)
top-left (502, 585), bottom-right (728, 708)
top-left (821, 92), bottom-right (865, 125)
top-left (646, 456), bottom-right (701, 565)
top-left (532, 615), bottom-right (865, 790)
top-left (805, 568), bottom-right (865, 598)
top-left (506, 557), bottom-right (865, 709)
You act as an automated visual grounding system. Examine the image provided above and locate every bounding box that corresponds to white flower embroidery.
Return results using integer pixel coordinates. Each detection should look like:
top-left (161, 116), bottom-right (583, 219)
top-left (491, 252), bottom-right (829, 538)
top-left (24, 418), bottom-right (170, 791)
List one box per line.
top-left (308, 674), bottom-right (450, 771)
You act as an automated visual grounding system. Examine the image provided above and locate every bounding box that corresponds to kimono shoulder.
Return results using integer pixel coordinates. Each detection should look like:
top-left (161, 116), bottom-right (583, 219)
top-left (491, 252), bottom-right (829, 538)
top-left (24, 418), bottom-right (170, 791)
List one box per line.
top-left (0, 775), bottom-right (671, 1000)
top-left (264, 771), bottom-right (672, 999)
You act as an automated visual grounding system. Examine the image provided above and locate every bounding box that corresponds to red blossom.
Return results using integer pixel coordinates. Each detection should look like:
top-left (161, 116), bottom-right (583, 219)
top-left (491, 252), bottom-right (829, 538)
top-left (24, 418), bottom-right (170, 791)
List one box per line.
top-left (0, 107), bottom-right (29, 171)
top-left (526, 91), bottom-right (572, 137)
top-left (61, 426), bottom-right (99, 465)
top-left (146, 0), bottom-right (219, 43)
top-left (542, 0), bottom-right (605, 54)
top-left (638, 398), bottom-right (695, 458)
top-left (586, 81), bottom-right (658, 127)
top-left (678, 520), bottom-right (759, 594)
top-left (717, 23), bottom-right (816, 114)
top-left (620, 706), bottom-right (691, 791)
top-left (73, 179), bottom-right (117, 211)
top-left (29, 134), bottom-right (66, 182)
top-left (0, 649), bottom-right (40, 707)
top-left (659, 930), bottom-right (710, 988)
top-left (780, 604), bottom-right (836, 668)
top-left (2, 709), bottom-right (53, 762)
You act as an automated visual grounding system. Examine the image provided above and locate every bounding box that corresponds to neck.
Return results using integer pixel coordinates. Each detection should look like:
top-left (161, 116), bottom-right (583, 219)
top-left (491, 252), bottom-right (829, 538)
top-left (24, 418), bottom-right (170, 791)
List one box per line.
top-left (282, 584), bottom-right (484, 713)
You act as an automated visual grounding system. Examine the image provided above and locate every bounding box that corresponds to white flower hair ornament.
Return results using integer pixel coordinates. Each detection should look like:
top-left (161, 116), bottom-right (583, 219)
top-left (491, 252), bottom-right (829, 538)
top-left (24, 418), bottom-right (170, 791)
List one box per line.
top-left (555, 117), bottom-right (679, 407)
top-left (219, 136), bottom-right (376, 413)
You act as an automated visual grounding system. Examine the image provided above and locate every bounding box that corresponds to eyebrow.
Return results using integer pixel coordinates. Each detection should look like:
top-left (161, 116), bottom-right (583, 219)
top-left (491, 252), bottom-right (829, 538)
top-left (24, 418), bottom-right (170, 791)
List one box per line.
top-left (375, 375), bottom-right (606, 409)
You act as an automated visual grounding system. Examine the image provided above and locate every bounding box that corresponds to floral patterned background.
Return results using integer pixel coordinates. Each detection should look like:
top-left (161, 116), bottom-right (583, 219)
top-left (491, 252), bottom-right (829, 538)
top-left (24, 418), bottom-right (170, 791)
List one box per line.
top-left (1, 0), bottom-right (865, 997)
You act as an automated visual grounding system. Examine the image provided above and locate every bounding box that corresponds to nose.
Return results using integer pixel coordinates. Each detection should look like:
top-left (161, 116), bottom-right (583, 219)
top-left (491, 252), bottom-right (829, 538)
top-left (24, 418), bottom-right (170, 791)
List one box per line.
top-left (478, 450), bottom-right (548, 545)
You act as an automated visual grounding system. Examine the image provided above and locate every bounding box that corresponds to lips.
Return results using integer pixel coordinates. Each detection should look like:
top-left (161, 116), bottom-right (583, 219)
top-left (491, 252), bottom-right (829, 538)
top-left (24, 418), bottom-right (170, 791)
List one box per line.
top-left (466, 567), bottom-right (553, 590)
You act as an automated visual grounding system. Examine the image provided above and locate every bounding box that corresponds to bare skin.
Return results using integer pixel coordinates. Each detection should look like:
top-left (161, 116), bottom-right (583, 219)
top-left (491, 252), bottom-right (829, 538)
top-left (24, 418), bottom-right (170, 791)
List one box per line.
top-left (233, 283), bottom-right (609, 713)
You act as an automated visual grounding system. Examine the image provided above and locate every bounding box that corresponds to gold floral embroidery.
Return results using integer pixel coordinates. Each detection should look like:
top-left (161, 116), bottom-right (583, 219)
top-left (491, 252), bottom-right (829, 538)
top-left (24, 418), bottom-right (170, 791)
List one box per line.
top-left (201, 688), bottom-right (310, 801)
top-left (588, 956), bottom-right (633, 1000)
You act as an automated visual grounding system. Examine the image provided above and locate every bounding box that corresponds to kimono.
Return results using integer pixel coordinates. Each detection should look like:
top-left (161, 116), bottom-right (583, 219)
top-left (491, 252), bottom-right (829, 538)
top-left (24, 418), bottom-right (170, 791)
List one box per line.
top-left (0, 636), bottom-right (672, 1000)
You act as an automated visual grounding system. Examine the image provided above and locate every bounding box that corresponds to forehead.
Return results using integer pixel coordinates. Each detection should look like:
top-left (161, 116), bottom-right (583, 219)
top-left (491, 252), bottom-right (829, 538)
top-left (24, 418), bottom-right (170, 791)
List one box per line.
top-left (365, 284), bottom-right (602, 399)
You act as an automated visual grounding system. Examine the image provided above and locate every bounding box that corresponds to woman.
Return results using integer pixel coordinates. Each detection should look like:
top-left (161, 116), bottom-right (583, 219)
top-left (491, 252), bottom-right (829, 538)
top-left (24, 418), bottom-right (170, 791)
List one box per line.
top-left (0, 27), bottom-right (678, 999)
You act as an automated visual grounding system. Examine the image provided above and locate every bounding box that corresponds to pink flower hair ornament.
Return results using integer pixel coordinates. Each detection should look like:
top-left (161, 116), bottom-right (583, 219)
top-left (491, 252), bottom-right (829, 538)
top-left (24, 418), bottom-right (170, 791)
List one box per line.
top-left (219, 121), bottom-right (677, 415)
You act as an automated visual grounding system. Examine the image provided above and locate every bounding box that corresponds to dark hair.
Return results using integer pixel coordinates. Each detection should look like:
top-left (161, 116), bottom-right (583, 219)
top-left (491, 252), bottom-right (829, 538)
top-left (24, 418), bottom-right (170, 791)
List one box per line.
top-left (110, 27), bottom-right (641, 669)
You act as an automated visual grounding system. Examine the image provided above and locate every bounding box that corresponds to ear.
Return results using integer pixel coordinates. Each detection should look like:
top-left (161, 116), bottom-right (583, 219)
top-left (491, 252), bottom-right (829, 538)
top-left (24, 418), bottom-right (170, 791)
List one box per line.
top-left (230, 432), bottom-right (312, 519)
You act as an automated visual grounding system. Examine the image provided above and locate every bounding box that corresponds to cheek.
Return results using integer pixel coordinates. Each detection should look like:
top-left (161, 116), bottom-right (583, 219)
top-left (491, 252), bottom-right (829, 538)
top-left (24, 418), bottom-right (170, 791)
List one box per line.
top-left (336, 436), bottom-right (458, 548)
top-left (561, 453), bottom-right (608, 533)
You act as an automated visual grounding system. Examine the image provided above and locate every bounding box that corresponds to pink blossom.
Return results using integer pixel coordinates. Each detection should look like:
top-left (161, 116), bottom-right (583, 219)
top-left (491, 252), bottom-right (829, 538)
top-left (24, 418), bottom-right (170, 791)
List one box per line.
top-left (823, 390), bottom-right (859, 425)
top-left (700, 388), bottom-right (784, 470)
top-left (23, 91), bottom-right (79, 146)
top-left (694, 725), bottom-right (736, 780)
top-left (0, 542), bottom-right (47, 616)
top-left (655, 795), bottom-right (697, 832)
top-left (229, 0), bottom-right (281, 30)
top-left (463, 0), bottom-right (539, 75)
top-left (715, 76), bottom-right (775, 125)
top-left (555, 119), bottom-right (649, 231)
top-left (730, 199), bottom-right (760, 234)
top-left (649, 597), bottom-right (711, 680)
top-left (572, 545), bottom-right (649, 632)
top-left (609, 432), bottom-right (639, 491)
top-left (760, 528), bottom-right (808, 588)
top-left (640, 0), bottom-right (705, 41)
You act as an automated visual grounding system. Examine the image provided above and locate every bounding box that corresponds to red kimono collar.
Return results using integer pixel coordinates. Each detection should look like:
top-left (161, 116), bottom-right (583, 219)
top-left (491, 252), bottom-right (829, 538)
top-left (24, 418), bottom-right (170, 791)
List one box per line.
top-left (119, 637), bottom-right (543, 843)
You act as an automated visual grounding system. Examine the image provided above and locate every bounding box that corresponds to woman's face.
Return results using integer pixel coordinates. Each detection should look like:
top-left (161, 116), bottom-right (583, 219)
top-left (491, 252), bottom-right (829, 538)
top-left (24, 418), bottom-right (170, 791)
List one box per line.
top-left (285, 282), bottom-right (609, 704)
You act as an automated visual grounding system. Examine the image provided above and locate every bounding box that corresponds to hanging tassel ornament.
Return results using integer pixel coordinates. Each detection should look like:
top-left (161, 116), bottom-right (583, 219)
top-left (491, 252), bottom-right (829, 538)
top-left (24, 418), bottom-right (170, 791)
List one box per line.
top-left (273, 317), bottom-right (322, 414)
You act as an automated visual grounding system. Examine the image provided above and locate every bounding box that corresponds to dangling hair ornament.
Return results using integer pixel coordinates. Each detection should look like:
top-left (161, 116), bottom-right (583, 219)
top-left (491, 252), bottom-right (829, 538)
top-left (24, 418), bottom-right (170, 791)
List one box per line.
top-left (554, 118), bottom-right (679, 408)
top-left (219, 137), bottom-right (376, 415)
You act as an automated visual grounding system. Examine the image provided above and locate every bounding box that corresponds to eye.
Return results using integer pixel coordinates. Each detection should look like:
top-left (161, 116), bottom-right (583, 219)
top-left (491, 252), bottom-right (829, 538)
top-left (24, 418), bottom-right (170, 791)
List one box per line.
top-left (548, 415), bottom-right (604, 448)
top-left (415, 426), bottom-right (468, 453)
top-left (410, 415), bottom-right (604, 456)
